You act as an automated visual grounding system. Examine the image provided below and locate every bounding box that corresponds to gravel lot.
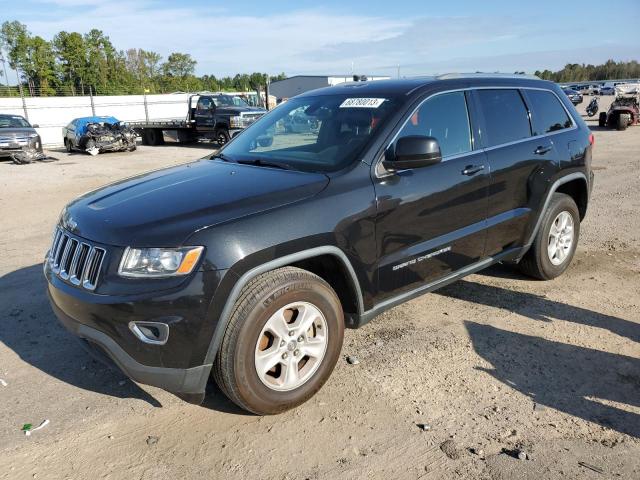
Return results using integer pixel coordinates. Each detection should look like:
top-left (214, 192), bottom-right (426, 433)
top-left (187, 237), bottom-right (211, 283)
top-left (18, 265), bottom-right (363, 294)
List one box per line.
top-left (0, 96), bottom-right (638, 479)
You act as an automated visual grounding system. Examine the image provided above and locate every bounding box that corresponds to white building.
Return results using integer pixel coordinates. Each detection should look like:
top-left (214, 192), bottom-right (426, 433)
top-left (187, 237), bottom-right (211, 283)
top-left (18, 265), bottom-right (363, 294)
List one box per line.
top-left (269, 75), bottom-right (391, 101)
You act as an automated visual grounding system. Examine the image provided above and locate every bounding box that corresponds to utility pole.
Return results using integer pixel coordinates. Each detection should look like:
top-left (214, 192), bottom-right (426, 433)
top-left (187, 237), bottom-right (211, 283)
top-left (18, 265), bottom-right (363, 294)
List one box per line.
top-left (397, 64), bottom-right (400, 79)
top-left (15, 68), bottom-right (28, 121)
top-left (0, 52), bottom-right (9, 92)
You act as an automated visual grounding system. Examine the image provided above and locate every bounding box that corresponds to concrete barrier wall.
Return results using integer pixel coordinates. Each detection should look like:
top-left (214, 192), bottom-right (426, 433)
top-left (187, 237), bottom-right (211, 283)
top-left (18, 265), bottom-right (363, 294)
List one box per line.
top-left (0, 94), bottom-right (191, 147)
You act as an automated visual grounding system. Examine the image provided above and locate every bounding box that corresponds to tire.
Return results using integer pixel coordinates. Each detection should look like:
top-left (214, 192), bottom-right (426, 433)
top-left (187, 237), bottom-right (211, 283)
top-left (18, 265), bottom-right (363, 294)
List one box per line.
top-left (598, 112), bottom-right (607, 128)
top-left (519, 193), bottom-right (580, 280)
top-left (64, 138), bottom-right (72, 153)
top-left (214, 128), bottom-right (230, 146)
top-left (617, 114), bottom-right (630, 131)
top-left (144, 129), bottom-right (165, 146)
top-left (213, 267), bottom-right (344, 415)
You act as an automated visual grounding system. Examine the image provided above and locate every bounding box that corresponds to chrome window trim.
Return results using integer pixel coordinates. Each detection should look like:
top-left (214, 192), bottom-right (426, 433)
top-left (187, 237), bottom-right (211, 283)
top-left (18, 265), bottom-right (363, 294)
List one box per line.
top-left (375, 85), bottom-right (578, 177)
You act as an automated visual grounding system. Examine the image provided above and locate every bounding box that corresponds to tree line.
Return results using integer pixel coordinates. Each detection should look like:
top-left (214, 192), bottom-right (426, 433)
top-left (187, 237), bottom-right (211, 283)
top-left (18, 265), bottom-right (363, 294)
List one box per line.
top-left (0, 20), bottom-right (286, 96)
top-left (534, 60), bottom-right (640, 83)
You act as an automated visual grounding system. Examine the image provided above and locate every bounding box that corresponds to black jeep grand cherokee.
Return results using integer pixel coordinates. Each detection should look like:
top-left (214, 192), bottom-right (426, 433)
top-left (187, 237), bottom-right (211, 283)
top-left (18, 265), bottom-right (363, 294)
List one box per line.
top-left (46, 74), bottom-right (594, 414)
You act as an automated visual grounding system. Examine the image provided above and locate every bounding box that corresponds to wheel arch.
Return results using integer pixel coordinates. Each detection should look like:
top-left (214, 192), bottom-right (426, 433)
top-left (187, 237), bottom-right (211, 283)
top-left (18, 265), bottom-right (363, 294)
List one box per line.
top-left (524, 172), bottom-right (589, 250)
top-left (555, 177), bottom-right (589, 220)
top-left (203, 246), bottom-right (364, 366)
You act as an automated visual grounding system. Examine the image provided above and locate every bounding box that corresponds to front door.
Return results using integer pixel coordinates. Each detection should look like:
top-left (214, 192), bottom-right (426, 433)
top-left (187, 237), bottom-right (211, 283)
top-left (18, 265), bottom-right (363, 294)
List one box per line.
top-left (373, 91), bottom-right (489, 302)
top-left (194, 96), bottom-right (215, 131)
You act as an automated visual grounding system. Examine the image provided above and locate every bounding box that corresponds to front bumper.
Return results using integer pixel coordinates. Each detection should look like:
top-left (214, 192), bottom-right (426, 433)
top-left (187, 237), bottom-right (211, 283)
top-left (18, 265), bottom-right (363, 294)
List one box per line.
top-left (45, 254), bottom-right (225, 403)
top-left (50, 295), bottom-right (210, 403)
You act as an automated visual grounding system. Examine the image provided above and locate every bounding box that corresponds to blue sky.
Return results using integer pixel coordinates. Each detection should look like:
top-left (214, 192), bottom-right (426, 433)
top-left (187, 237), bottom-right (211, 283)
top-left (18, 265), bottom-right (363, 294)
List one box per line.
top-left (2, 0), bottom-right (639, 76)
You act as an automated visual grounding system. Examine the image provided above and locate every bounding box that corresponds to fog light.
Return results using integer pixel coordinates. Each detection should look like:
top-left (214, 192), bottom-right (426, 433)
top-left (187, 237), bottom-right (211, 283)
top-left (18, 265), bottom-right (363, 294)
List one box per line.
top-left (129, 321), bottom-right (169, 345)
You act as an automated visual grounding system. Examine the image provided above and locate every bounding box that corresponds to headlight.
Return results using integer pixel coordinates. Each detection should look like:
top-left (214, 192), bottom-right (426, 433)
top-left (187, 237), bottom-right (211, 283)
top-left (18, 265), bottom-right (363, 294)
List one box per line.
top-left (118, 246), bottom-right (204, 278)
top-left (230, 115), bottom-right (254, 129)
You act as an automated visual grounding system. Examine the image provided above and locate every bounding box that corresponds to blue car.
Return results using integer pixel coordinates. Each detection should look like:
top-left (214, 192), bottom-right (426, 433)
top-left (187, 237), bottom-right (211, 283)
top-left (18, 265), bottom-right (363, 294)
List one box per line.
top-left (62, 116), bottom-right (137, 155)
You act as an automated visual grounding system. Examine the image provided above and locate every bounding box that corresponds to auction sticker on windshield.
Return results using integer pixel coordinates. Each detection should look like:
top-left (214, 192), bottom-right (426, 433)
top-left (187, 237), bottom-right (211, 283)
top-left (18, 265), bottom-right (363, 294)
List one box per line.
top-left (339, 98), bottom-right (386, 108)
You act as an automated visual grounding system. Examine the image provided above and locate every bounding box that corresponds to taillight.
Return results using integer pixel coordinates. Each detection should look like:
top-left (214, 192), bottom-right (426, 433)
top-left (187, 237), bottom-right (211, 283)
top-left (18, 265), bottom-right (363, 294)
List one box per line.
top-left (589, 133), bottom-right (594, 146)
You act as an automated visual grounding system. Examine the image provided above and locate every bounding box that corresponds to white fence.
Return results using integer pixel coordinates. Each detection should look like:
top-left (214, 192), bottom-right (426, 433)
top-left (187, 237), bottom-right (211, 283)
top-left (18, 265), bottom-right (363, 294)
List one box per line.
top-left (0, 94), bottom-right (192, 147)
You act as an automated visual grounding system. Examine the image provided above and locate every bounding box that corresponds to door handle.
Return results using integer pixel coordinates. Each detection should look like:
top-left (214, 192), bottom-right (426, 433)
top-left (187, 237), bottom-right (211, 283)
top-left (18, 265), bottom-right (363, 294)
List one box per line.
top-left (534, 145), bottom-right (552, 155)
top-left (461, 164), bottom-right (485, 176)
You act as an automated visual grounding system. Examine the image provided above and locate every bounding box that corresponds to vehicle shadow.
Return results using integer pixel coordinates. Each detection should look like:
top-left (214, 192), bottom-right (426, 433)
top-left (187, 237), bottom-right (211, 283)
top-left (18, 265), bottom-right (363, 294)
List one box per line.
top-left (0, 264), bottom-right (163, 406)
top-left (434, 280), bottom-right (640, 437)
top-left (436, 278), bottom-right (639, 343)
top-left (464, 320), bottom-right (639, 438)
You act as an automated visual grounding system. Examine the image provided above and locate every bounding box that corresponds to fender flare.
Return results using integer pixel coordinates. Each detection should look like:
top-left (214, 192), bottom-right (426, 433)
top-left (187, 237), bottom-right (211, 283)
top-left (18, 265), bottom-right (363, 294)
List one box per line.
top-left (202, 246), bottom-right (364, 366)
top-left (523, 171), bottom-right (589, 250)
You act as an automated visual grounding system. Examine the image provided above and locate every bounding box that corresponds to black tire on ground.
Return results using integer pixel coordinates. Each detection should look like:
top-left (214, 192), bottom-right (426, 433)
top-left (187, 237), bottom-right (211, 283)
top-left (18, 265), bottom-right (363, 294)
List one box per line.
top-left (519, 193), bottom-right (580, 280)
top-left (214, 128), bottom-right (230, 146)
top-left (144, 129), bottom-right (165, 146)
top-left (598, 112), bottom-right (607, 127)
top-left (213, 266), bottom-right (344, 415)
top-left (617, 114), bottom-right (629, 131)
top-left (64, 139), bottom-right (72, 153)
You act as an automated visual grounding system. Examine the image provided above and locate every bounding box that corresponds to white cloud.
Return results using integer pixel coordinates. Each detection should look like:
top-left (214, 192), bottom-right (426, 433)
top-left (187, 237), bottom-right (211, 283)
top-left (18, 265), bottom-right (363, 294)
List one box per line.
top-left (12, 2), bottom-right (640, 76)
top-left (23, 3), bottom-right (409, 75)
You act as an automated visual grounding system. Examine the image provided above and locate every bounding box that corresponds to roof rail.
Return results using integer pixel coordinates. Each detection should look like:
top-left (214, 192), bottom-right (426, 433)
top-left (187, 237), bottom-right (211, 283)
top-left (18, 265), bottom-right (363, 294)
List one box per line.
top-left (435, 72), bottom-right (540, 80)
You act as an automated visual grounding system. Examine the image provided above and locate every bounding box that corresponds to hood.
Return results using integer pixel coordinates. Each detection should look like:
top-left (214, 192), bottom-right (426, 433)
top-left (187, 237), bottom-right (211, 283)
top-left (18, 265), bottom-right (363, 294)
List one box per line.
top-left (62, 159), bottom-right (329, 247)
top-left (0, 127), bottom-right (37, 137)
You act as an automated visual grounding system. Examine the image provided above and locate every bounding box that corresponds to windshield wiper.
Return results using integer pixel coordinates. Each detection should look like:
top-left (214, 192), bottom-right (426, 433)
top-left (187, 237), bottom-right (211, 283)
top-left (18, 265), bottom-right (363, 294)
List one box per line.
top-left (235, 158), bottom-right (293, 170)
top-left (210, 152), bottom-right (234, 162)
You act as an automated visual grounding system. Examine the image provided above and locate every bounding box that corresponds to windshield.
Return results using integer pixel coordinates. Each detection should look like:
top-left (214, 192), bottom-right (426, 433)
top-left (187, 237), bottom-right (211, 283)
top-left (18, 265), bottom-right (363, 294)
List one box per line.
top-left (218, 94), bottom-right (402, 172)
top-left (0, 115), bottom-right (31, 128)
top-left (213, 95), bottom-right (250, 108)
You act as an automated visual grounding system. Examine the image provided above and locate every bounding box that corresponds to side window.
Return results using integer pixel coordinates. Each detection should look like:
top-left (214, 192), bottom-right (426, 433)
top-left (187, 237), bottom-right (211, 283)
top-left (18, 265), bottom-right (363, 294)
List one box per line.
top-left (525, 90), bottom-right (573, 135)
top-left (476, 89), bottom-right (531, 147)
top-left (197, 97), bottom-right (212, 110)
top-left (395, 91), bottom-right (472, 158)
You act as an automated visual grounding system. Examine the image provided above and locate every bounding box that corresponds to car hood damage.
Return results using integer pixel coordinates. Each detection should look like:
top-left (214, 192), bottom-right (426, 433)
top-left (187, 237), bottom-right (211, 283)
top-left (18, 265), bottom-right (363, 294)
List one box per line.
top-left (75, 117), bottom-right (137, 155)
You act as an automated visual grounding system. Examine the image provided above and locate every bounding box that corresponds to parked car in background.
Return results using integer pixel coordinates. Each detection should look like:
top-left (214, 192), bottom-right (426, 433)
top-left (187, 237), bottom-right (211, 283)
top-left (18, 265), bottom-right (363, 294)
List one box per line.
top-left (600, 85), bottom-right (616, 95)
top-left (46, 74), bottom-right (594, 414)
top-left (563, 88), bottom-right (583, 105)
top-left (63, 116), bottom-right (137, 155)
top-left (0, 114), bottom-right (42, 159)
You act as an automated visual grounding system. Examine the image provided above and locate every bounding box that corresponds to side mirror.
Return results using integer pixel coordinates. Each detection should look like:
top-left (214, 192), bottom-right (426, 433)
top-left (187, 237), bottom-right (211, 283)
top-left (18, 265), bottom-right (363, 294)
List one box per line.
top-left (383, 135), bottom-right (442, 170)
top-left (32, 124), bottom-right (40, 128)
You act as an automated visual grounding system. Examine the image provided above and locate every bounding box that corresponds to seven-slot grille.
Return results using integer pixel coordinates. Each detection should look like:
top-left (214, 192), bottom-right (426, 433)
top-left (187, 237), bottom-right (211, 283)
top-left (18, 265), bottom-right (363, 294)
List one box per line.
top-left (48, 227), bottom-right (106, 291)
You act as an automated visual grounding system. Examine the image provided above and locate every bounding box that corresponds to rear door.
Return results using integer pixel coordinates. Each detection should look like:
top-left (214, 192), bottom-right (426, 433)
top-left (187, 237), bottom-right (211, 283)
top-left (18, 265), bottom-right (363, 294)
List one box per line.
top-left (473, 88), bottom-right (560, 256)
top-left (373, 91), bottom-right (490, 301)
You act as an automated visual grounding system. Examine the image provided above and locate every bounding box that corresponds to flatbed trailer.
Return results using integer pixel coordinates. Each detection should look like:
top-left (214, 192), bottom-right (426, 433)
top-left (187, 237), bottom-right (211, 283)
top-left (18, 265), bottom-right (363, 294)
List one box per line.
top-left (127, 93), bottom-right (266, 146)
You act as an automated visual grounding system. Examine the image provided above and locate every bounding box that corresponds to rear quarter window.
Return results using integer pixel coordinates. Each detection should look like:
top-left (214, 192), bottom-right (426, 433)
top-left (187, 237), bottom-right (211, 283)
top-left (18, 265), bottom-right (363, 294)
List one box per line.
top-left (524, 90), bottom-right (573, 135)
top-left (476, 89), bottom-right (531, 147)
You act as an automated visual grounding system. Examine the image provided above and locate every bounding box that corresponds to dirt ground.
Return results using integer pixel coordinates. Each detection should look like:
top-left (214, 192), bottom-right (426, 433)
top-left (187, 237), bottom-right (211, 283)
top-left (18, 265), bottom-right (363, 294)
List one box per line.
top-left (0, 96), bottom-right (638, 480)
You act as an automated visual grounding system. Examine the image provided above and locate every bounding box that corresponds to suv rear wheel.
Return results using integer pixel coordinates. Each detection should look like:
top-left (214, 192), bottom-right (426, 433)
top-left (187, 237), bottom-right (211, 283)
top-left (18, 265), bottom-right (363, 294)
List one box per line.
top-left (213, 267), bottom-right (344, 414)
top-left (519, 193), bottom-right (580, 280)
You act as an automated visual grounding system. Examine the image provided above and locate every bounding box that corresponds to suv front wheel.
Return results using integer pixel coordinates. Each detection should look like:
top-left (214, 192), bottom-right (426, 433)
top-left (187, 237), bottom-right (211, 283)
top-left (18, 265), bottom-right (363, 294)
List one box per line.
top-left (519, 193), bottom-right (580, 280)
top-left (213, 267), bottom-right (344, 414)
